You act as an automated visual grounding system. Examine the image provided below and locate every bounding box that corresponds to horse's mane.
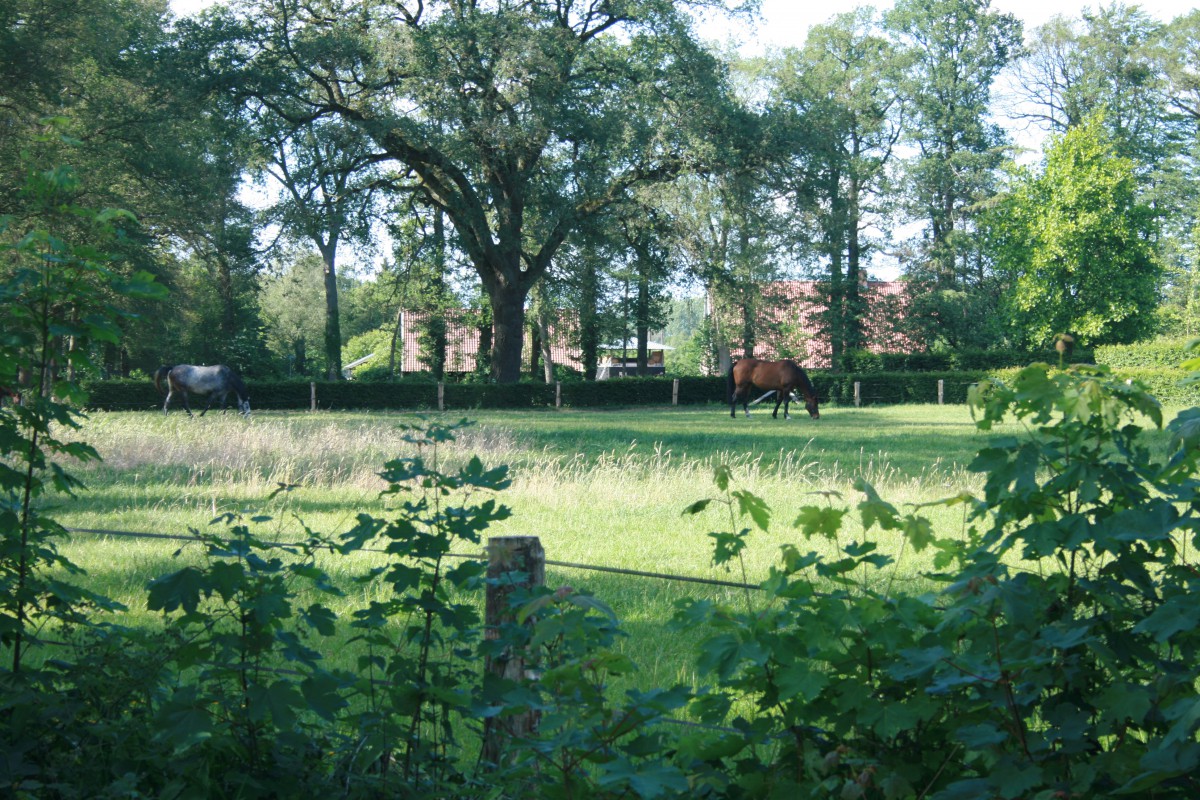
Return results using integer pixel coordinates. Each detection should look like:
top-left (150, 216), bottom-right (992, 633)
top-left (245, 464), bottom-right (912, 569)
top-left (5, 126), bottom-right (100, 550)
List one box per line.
top-left (153, 365), bottom-right (174, 395)
top-left (224, 366), bottom-right (249, 399)
top-left (796, 364), bottom-right (816, 396)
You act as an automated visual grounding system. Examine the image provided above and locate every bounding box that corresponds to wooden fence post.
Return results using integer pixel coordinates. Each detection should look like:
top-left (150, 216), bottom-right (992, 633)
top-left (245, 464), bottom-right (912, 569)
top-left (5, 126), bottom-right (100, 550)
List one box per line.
top-left (438, 382), bottom-right (445, 412)
top-left (482, 535), bottom-right (545, 766)
top-left (938, 379), bottom-right (944, 405)
top-left (672, 378), bottom-right (679, 406)
top-left (556, 381), bottom-right (561, 408)
top-left (310, 382), bottom-right (316, 413)
top-left (854, 381), bottom-right (861, 407)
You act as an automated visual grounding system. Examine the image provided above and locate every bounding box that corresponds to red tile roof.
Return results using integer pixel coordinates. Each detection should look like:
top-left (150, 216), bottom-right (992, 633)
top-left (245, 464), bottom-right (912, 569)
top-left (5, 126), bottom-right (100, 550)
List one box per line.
top-left (731, 280), bottom-right (918, 368)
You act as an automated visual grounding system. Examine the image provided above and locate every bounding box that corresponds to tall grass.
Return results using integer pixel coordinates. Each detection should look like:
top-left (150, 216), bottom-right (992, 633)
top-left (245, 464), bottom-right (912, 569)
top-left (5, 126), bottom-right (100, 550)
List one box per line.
top-left (50, 404), bottom-right (1004, 688)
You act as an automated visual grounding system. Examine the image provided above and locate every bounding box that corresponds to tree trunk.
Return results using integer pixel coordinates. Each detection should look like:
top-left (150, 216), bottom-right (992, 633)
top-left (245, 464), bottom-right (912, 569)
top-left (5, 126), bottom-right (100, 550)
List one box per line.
top-left (530, 324), bottom-right (541, 378)
top-left (579, 257), bottom-right (599, 381)
top-left (844, 166), bottom-right (865, 355)
top-left (294, 337), bottom-right (307, 376)
top-left (536, 301), bottom-right (555, 383)
top-left (489, 283), bottom-right (526, 383)
top-left (318, 241), bottom-right (343, 381)
top-left (389, 308), bottom-right (402, 377)
top-left (636, 274), bottom-right (650, 375)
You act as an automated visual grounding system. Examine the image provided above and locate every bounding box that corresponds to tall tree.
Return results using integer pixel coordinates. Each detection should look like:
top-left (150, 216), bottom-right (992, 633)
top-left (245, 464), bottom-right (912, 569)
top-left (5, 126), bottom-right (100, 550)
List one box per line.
top-left (227, 0), bottom-right (754, 382)
top-left (770, 9), bottom-right (904, 368)
top-left (886, 0), bottom-right (1022, 288)
top-left (987, 114), bottom-right (1160, 346)
top-left (665, 170), bottom-right (783, 372)
top-left (257, 115), bottom-right (383, 379)
top-left (1010, 6), bottom-right (1168, 166)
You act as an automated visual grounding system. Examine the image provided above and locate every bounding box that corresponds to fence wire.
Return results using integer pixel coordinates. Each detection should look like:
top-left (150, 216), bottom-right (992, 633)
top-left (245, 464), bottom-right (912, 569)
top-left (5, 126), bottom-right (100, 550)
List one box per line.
top-left (67, 527), bottom-right (760, 591)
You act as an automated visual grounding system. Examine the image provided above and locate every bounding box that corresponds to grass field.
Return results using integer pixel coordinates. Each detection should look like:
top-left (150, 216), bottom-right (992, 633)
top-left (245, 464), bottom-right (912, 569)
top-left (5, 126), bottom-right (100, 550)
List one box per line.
top-left (43, 402), bottom-right (1015, 690)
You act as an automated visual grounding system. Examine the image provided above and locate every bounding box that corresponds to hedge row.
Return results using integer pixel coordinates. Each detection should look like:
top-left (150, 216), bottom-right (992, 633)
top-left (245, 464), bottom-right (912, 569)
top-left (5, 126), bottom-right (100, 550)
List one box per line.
top-left (85, 373), bottom-right (976, 411)
top-left (1094, 339), bottom-right (1193, 369)
top-left (82, 365), bottom-right (1200, 411)
top-left (841, 347), bottom-right (1095, 372)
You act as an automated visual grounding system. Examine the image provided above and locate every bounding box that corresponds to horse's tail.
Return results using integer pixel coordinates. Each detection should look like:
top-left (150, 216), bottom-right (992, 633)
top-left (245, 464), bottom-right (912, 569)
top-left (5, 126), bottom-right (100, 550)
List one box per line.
top-left (153, 365), bottom-right (173, 395)
top-left (726, 360), bottom-right (736, 403)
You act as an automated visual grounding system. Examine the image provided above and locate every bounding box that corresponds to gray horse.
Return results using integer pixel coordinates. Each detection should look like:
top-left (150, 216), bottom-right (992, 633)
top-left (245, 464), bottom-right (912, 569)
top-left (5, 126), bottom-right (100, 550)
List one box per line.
top-left (154, 364), bottom-right (251, 417)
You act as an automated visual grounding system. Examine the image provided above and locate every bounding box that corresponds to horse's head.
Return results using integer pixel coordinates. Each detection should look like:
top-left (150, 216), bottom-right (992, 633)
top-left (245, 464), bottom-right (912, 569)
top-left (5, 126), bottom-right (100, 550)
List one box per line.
top-left (238, 397), bottom-right (251, 417)
top-left (805, 396), bottom-right (820, 420)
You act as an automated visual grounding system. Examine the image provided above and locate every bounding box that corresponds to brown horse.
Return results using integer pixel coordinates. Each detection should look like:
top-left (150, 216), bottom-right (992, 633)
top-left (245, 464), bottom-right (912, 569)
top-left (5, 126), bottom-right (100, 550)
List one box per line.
top-left (727, 358), bottom-right (820, 420)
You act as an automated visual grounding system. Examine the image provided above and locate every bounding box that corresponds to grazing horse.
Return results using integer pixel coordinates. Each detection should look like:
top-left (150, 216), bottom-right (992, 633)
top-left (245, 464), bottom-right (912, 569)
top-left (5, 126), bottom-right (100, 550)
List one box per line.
top-left (727, 358), bottom-right (820, 420)
top-left (154, 364), bottom-right (251, 417)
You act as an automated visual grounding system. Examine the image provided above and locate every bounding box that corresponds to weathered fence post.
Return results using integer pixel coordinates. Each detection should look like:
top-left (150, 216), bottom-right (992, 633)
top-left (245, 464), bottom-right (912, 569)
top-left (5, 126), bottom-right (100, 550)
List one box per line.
top-left (482, 535), bottom-right (545, 766)
top-left (938, 379), bottom-right (944, 405)
top-left (310, 382), bottom-right (316, 413)
top-left (854, 381), bottom-right (861, 408)
top-left (438, 382), bottom-right (445, 412)
top-left (672, 378), bottom-right (679, 406)
top-left (556, 381), bottom-right (561, 408)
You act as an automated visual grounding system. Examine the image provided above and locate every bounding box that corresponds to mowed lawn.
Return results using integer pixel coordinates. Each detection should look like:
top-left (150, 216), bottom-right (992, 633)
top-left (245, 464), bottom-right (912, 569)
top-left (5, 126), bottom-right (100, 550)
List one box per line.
top-left (50, 401), bottom-right (1016, 688)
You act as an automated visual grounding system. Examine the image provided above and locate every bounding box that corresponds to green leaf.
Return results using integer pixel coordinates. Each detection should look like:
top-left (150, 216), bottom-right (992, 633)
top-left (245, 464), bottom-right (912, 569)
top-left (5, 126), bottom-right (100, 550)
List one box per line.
top-left (793, 506), bottom-right (847, 540)
top-left (714, 464), bottom-right (732, 492)
top-left (775, 661), bottom-right (829, 702)
top-left (147, 567), bottom-right (208, 615)
top-left (732, 490), bottom-right (770, 531)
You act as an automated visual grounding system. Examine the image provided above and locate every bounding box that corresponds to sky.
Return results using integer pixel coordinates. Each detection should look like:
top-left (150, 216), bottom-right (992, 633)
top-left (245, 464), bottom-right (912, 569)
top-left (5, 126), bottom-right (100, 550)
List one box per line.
top-left (705, 0), bottom-right (1195, 53)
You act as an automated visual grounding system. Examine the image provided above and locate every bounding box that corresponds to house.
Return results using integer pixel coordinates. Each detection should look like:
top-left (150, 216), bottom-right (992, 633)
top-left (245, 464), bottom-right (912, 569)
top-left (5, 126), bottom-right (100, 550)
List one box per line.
top-left (726, 280), bottom-right (917, 368)
top-left (397, 309), bottom-right (585, 374)
top-left (390, 281), bottom-right (914, 377)
top-left (597, 340), bottom-right (675, 379)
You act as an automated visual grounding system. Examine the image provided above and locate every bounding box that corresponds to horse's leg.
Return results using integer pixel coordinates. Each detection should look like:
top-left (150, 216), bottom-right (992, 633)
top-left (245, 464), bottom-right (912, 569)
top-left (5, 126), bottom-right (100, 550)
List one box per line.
top-left (771, 390), bottom-right (783, 419)
top-left (163, 390), bottom-right (172, 414)
top-left (782, 386), bottom-right (793, 420)
top-left (199, 393), bottom-right (217, 417)
top-left (180, 391), bottom-right (194, 417)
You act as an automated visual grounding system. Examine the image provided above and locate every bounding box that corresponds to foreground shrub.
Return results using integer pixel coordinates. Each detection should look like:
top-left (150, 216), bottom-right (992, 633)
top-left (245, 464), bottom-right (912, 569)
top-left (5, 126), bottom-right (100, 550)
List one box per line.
top-left (678, 364), bottom-right (1200, 798)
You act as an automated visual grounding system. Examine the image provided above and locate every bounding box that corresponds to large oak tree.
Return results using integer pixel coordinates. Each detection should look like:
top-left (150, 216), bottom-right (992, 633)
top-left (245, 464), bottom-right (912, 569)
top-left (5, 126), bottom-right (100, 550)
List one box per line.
top-left (225, 0), bottom-right (754, 382)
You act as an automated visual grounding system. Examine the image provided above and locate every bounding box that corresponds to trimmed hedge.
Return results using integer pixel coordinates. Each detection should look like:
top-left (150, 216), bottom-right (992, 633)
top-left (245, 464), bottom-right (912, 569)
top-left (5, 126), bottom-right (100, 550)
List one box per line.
top-left (1094, 339), bottom-right (1192, 370)
top-left (82, 363), bottom-right (1200, 412)
top-left (843, 348), bottom-right (1096, 372)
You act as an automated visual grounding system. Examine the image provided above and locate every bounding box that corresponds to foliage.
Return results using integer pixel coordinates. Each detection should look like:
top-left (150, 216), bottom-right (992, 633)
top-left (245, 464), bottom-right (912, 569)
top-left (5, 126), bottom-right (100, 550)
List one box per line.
top-left (886, 0), bottom-right (1022, 288)
top-left (0, 165), bottom-right (164, 663)
top-left (1095, 338), bottom-right (1195, 369)
top-left (988, 114), bottom-right (1161, 347)
top-left (0, 167), bottom-right (166, 790)
top-left (677, 363), bottom-right (1200, 797)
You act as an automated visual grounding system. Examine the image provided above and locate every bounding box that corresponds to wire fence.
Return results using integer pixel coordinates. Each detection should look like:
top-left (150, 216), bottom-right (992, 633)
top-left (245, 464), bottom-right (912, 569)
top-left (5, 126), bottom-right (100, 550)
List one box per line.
top-left (67, 526), bottom-right (761, 591)
top-left (56, 525), bottom-right (755, 736)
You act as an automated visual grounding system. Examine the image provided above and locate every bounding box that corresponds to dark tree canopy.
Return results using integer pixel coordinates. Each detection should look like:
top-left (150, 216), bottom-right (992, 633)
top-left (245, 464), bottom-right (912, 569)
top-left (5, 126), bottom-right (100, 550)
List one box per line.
top-left (221, 0), bottom-right (756, 381)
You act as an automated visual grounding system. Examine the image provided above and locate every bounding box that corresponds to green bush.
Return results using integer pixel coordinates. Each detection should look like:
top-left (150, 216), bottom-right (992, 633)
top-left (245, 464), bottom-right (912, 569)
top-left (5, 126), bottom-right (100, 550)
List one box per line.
top-left (1095, 338), bottom-right (1192, 369)
top-left (676, 364), bottom-right (1200, 797)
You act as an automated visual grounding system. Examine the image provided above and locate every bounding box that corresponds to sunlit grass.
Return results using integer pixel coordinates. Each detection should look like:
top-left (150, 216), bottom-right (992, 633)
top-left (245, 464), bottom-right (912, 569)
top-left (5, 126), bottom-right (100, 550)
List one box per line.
top-left (45, 399), bottom-right (1182, 693)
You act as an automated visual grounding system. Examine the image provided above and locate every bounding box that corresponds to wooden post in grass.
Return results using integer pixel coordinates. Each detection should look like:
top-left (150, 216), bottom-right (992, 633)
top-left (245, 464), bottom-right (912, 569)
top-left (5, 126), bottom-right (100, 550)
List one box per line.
top-left (556, 381), bottom-right (561, 408)
top-left (438, 382), bottom-right (444, 412)
top-left (938, 379), bottom-right (944, 405)
top-left (672, 378), bottom-right (679, 406)
top-left (310, 382), bottom-right (316, 412)
top-left (483, 536), bottom-right (545, 766)
top-left (854, 381), bottom-right (861, 407)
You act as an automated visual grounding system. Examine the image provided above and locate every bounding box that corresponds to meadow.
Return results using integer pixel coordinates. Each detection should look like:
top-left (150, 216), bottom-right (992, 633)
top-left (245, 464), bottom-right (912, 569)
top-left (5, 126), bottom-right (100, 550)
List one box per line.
top-left (46, 401), bottom-right (1013, 690)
